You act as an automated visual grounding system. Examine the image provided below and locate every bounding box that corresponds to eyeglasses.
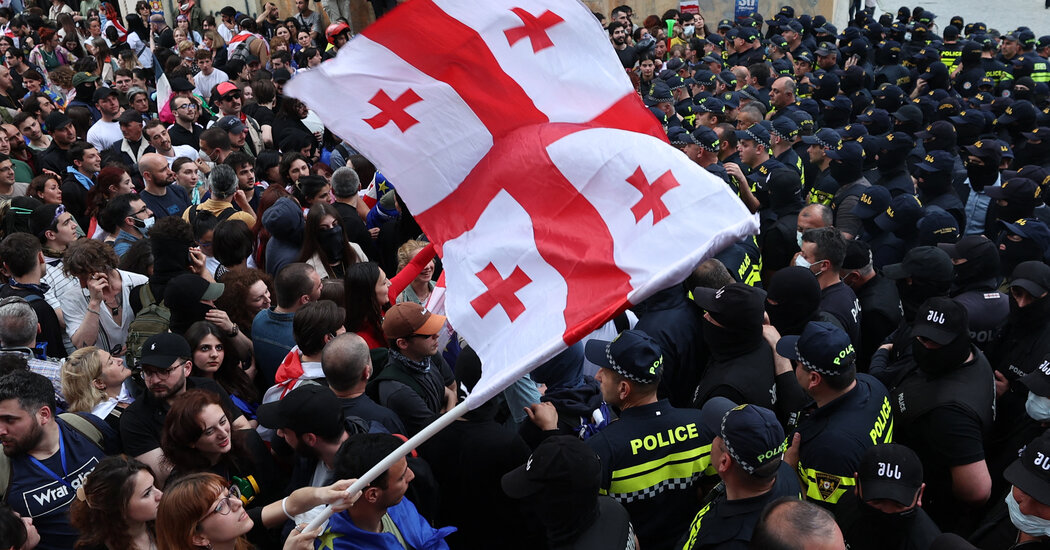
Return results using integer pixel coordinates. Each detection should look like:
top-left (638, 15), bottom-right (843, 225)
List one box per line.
top-left (131, 205), bottom-right (149, 218)
top-left (205, 484), bottom-right (242, 517)
top-left (222, 92), bottom-right (242, 100)
top-left (176, 103), bottom-right (197, 110)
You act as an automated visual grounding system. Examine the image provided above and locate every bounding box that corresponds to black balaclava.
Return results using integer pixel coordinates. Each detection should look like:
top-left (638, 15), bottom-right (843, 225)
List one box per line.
top-left (829, 158), bottom-right (863, 183)
top-left (896, 279), bottom-right (951, 322)
top-left (965, 160), bottom-right (1000, 192)
top-left (912, 334), bottom-right (972, 377)
top-left (765, 266), bottom-right (822, 336)
top-left (999, 235), bottom-right (1045, 278)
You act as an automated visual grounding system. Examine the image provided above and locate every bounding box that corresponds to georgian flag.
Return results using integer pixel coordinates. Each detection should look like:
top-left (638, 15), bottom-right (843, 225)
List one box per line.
top-left (286, 0), bottom-right (758, 408)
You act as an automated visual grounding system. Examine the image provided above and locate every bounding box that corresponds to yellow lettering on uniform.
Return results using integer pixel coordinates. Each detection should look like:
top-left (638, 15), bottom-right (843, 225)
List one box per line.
top-left (657, 431), bottom-right (671, 447)
top-left (630, 439), bottom-right (643, 455)
top-left (675, 426), bottom-right (687, 441)
top-left (644, 435), bottom-right (657, 451)
top-left (687, 423), bottom-right (699, 438)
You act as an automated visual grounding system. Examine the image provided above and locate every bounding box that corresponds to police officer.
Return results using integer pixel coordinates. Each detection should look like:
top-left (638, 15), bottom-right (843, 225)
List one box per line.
top-left (872, 132), bottom-right (917, 197)
top-left (584, 330), bottom-right (709, 550)
top-left (840, 240), bottom-right (903, 370)
top-left (939, 26), bottom-right (964, 71)
top-left (677, 400), bottom-right (801, 549)
top-left (834, 444), bottom-right (942, 550)
top-left (938, 235), bottom-right (1009, 350)
top-left (772, 321), bottom-right (892, 508)
top-left (770, 117), bottom-right (805, 190)
top-left (880, 297), bottom-right (995, 532)
top-left (692, 283), bottom-right (777, 409)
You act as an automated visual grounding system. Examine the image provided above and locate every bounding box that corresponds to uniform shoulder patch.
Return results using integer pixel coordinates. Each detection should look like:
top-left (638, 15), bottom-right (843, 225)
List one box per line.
top-left (815, 472), bottom-right (841, 501)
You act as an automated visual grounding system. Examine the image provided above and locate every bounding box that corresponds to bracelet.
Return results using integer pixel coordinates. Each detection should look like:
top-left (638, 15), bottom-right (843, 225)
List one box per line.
top-left (281, 497), bottom-right (294, 520)
top-left (86, 308), bottom-right (101, 316)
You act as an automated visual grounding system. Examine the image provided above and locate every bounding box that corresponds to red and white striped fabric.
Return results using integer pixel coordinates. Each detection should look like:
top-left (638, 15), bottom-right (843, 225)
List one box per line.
top-left (287, 0), bottom-right (758, 407)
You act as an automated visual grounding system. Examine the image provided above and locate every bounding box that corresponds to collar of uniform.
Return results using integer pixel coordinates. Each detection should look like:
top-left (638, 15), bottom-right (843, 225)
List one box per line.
top-left (618, 398), bottom-right (673, 419)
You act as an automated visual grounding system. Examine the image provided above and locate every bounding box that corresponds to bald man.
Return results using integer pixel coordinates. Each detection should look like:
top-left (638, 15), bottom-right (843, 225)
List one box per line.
top-left (138, 152), bottom-right (190, 219)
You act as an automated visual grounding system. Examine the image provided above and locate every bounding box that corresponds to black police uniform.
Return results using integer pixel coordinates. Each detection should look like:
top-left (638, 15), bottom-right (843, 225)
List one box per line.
top-left (775, 147), bottom-right (806, 190)
top-left (982, 57), bottom-right (1014, 90)
top-left (821, 282), bottom-right (863, 348)
top-left (875, 167), bottom-right (915, 197)
top-left (834, 489), bottom-right (942, 550)
top-left (939, 43), bottom-right (963, 72)
top-left (714, 236), bottom-right (762, 287)
top-left (796, 374), bottom-right (893, 507)
top-left (953, 288), bottom-right (1009, 350)
top-left (889, 347), bottom-right (995, 529)
top-left (694, 343), bottom-right (777, 409)
top-left (587, 399), bottom-right (710, 550)
top-left (677, 462), bottom-right (801, 550)
top-left (853, 274), bottom-right (903, 370)
top-left (807, 168), bottom-right (838, 206)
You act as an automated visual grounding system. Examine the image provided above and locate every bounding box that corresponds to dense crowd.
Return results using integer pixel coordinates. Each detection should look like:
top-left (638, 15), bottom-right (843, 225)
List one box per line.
top-left (1, 0), bottom-right (1050, 549)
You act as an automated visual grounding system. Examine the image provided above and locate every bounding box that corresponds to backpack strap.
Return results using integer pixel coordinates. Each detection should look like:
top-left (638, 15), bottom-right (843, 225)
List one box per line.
top-left (0, 413), bottom-right (105, 499)
top-left (57, 412), bottom-right (105, 450)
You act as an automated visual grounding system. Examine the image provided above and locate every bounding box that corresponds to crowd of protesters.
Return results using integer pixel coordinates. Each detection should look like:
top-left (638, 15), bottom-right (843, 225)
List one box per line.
top-left (1, 0), bottom-right (1050, 549)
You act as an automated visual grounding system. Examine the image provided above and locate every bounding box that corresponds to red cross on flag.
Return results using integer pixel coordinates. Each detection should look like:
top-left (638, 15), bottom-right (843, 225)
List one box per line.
top-left (286, 0), bottom-right (758, 408)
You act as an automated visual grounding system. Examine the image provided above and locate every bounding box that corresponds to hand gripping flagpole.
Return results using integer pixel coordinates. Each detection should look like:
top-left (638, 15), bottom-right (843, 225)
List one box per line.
top-left (303, 400), bottom-right (473, 535)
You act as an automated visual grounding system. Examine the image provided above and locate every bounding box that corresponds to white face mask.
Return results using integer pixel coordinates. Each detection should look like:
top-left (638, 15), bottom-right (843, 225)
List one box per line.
top-left (1026, 392), bottom-right (1050, 422)
top-left (796, 230), bottom-right (804, 248)
top-left (683, 25), bottom-right (695, 37)
top-left (1006, 489), bottom-right (1050, 537)
top-left (795, 255), bottom-right (812, 269)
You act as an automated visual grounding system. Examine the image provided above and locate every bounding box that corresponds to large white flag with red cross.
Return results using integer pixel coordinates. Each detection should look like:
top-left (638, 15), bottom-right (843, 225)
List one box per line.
top-left (286, 0), bottom-right (758, 408)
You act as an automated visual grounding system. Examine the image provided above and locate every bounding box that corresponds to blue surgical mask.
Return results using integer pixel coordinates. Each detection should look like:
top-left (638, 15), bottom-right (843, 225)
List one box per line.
top-left (1006, 489), bottom-right (1050, 536)
top-left (1026, 392), bottom-right (1050, 422)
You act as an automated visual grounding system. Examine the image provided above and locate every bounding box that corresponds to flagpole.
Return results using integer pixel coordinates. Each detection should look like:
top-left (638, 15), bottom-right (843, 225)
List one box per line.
top-left (303, 400), bottom-right (474, 535)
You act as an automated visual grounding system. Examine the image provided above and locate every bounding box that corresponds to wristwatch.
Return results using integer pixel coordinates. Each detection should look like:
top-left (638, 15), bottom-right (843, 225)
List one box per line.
top-left (228, 324), bottom-right (240, 337)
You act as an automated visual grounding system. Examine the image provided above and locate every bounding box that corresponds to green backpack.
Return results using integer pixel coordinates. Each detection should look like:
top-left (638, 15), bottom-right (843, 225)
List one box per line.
top-left (126, 285), bottom-right (170, 368)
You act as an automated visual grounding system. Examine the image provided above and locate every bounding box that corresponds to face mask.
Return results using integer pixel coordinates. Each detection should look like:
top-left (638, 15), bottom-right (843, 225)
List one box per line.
top-left (74, 222), bottom-right (85, 238)
top-left (318, 226), bottom-right (345, 262)
top-left (794, 254), bottom-right (812, 268)
top-left (133, 215), bottom-right (155, 235)
top-left (1006, 489), bottom-right (1050, 537)
top-left (683, 25), bottom-right (695, 37)
top-left (912, 334), bottom-right (971, 376)
top-left (796, 230), bottom-right (804, 248)
top-left (999, 236), bottom-right (1043, 277)
top-left (829, 160), bottom-right (862, 183)
top-left (965, 162), bottom-right (999, 191)
top-left (1026, 392), bottom-right (1050, 421)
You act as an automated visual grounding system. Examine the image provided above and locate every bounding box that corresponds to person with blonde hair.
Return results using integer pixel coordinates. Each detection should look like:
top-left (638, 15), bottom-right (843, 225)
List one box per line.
top-left (60, 345), bottom-right (133, 432)
top-left (395, 239), bottom-right (435, 305)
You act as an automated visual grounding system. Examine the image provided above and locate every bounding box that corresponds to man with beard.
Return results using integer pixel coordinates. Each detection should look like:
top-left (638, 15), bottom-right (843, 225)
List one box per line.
top-left (692, 283), bottom-right (776, 409)
top-left (608, 21), bottom-right (652, 69)
top-left (840, 240), bottom-right (903, 371)
top-left (256, 384), bottom-right (355, 522)
top-left (880, 297), bottom-right (995, 533)
top-left (119, 332), bottom-right (251, 487)
top-left (961, 139), bottom-right (1004, 237)
top-left (0, 371), bottom-right (118, 550)
top-left (938, 236), bottom-right (1008, 350)
top-left (834, 444), bottom-right (941, 550)
top-left (138, 153), bottom-right (189, 219)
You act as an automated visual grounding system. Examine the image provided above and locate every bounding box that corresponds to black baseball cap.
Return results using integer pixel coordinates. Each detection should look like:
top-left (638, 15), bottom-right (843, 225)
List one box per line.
top-left (139, 332), bottom-right (192, 368)
top-left (842, 239), bottom-right (873, 270)
top-left (256, 384), bottom-right (344, 438)
top-left (691, 283), bottom-right (767, 329)
top-left (776, 321), bottom-right (856, 375)
top-left (911, 296), bottom-right (968, 345)
top-left (1009, 260), bottom-right (1050, 297)
top-left (882, 246), bottom-right (954, 282)
top-left (1021, 355), bottom-right (1050, 397)
top-left (1005, 431), bottom-right (1050, 505)
top-left (501, 435), bottom-right (600, 498)
top-left (852, 185), bottom-right (892, 220)
top-left (584, 329), bottom-right (664, 384)
top-left (938, 235), bottom-right (995, 262)
top-left (874, 193), bottom-right (924, 233)
top-left (984, 178), bottom-right (1041, 202)
top-left (45, 112), bottom-right (73, 132)
top-left (91, 86), bottom-right (118, 103)
top-left (858, 443), bottom-right (924, 505)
